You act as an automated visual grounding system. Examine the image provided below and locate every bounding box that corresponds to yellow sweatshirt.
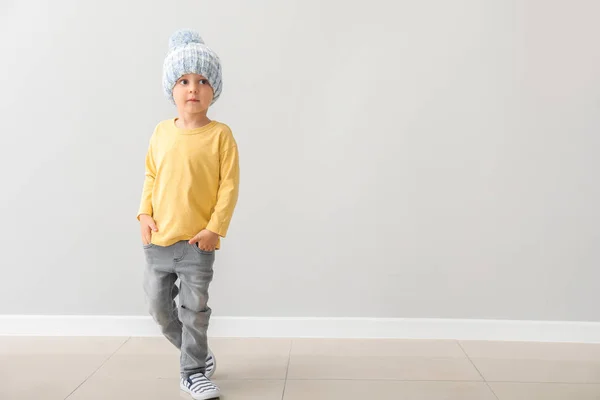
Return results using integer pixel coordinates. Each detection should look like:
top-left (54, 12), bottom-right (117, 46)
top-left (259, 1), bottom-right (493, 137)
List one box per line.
top-left (137, 118), bottom-right (239, 248)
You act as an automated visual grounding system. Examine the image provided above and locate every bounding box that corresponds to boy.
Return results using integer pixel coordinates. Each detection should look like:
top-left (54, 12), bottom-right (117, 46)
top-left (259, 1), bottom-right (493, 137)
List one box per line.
top-left (137, 29), bottom-right (239, 400)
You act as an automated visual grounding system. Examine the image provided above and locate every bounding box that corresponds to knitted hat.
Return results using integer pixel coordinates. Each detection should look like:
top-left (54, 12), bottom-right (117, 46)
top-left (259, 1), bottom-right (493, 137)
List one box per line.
top-left (162, 29), bottom-right (223, 105)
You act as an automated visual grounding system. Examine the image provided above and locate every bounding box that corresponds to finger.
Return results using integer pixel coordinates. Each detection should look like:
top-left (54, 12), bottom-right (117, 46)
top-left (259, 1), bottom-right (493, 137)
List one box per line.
top-left (189, 236), bottom-right (199, 245)
top-left (150, 221), bottom-right (158, 232)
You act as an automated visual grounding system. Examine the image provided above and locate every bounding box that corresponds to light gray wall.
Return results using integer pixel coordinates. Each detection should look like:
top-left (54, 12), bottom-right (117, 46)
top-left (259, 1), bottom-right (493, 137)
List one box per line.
top-left (1, 0), bottom-right (599, 321)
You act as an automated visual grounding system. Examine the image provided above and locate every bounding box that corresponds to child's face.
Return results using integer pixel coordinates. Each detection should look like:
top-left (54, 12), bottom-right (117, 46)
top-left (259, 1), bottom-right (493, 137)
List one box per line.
top-left (172, 73), bottom-right (214, 114)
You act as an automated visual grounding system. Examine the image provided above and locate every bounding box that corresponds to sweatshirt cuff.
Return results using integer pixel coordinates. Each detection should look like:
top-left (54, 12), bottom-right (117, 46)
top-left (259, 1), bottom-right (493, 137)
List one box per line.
top-left (206, 219), bottom-right (226, 238)
top-left (137, 208), bottom-right (153, 221)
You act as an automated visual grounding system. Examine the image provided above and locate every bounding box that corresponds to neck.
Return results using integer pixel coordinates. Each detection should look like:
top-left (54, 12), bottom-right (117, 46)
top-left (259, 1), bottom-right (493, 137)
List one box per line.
top-left (175, 112), bottom-right (212, 129)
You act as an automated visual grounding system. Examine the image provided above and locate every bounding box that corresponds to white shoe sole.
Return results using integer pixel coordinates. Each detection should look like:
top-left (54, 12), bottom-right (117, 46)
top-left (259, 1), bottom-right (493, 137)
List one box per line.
top-left (180, 382), bottom-right (220, 400)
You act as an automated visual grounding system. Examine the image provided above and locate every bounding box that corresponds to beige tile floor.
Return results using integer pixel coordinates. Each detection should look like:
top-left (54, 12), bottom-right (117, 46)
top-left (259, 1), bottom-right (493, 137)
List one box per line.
top-left (1, 336), bottom-right (600, 399)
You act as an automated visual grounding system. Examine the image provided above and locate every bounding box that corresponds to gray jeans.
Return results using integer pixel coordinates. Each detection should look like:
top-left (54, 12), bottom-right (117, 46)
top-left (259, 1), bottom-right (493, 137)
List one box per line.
top-left (143, 240), bottom-right (215, 378)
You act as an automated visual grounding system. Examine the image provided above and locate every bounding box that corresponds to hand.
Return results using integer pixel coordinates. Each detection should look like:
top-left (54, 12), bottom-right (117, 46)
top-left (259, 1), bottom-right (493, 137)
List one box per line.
top-left (139, 214), bottom-right (158, 245)
top-left (189, 229), bottom-right (219, 251)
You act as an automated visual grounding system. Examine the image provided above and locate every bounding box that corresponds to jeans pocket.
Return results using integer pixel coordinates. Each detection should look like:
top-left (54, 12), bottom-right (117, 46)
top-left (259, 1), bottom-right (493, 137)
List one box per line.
top-left (191, 242), bottom-right (214, 256)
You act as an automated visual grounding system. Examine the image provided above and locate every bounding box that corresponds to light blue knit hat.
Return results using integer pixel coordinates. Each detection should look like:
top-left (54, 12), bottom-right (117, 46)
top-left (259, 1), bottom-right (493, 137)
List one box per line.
top-left (162, 29), bottom-right (223, 105)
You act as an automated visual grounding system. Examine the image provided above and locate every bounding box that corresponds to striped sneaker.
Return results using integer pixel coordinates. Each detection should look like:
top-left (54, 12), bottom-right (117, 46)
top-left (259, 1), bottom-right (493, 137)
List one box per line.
top-left (180, 372), bottom-right (220, 400)
top-left (205, 347), bottom-right (217, 379)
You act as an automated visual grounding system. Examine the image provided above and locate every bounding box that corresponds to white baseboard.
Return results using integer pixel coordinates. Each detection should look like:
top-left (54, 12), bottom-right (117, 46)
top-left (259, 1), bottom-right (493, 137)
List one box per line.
top-left (1, 315), bottom-right (599, 343)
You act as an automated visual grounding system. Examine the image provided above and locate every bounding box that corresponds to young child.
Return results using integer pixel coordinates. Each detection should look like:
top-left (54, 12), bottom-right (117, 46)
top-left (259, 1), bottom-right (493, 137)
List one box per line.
top-left (137, 29), bottom-right (239, 400)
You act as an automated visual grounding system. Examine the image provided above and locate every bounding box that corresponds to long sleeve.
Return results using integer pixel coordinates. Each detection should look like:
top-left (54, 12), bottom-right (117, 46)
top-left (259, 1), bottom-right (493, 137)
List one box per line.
top-left (206, 144), bottom-right (240, 237)
top-left (137, 140), bottom-right (156, 220)
top-left (141, 119), bottom-right (239, 247)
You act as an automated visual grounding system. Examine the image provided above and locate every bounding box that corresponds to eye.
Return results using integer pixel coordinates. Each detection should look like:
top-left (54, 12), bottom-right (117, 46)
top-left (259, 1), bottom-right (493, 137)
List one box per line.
top-left (200, 79), bottom-right (208, 85)
top-left (179, 79), bottom-right (189, 85)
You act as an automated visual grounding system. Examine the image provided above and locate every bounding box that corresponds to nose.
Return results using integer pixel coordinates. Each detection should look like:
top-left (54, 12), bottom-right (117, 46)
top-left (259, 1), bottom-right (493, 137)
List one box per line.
top-left (189, 82), bottom-right (199, 93)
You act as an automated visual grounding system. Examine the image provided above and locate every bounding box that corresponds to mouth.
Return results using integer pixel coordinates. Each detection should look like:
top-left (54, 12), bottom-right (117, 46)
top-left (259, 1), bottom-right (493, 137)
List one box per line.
top-left (187, 99), bottom-right (199, 103)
